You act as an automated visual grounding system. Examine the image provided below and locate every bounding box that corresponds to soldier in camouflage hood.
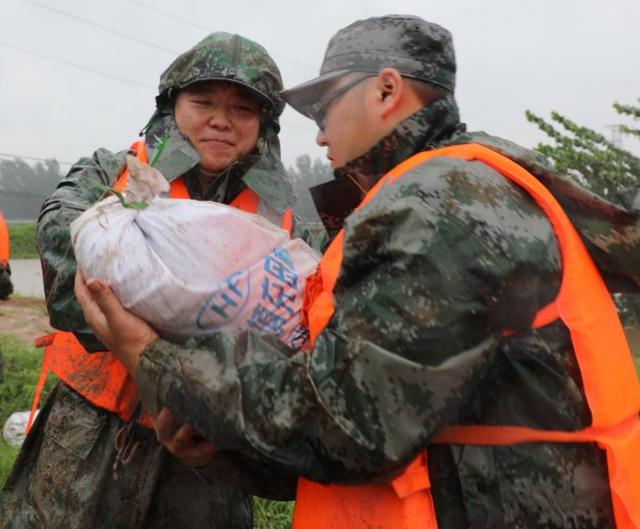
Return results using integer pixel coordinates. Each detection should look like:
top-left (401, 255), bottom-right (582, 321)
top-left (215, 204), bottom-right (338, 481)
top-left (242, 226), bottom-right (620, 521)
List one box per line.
top-left (0, 211), bottom-right (11, 382)
top-left (0, 33), bottom-right (305, 529)
top-left (74, 15), bottom-right (640, 529)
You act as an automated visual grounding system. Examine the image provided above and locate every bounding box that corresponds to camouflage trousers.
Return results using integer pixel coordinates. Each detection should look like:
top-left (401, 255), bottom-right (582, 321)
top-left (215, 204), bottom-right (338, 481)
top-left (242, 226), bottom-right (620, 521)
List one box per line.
top-left (0, 383), bottom-right (252, 529)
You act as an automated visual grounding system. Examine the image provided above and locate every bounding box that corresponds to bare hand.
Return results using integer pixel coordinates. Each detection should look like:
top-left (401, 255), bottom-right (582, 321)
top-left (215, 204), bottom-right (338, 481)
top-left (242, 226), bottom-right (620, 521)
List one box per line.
top-left (154, 407), bottom-right (217, 467)
top-left (74, 270), bottom-right (158, 373)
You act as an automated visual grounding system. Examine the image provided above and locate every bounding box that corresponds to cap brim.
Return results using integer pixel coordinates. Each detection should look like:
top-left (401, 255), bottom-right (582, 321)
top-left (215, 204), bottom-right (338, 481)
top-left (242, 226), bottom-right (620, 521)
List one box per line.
top-left (281, 69), bottom-right (351, 119)
top-left (177, 77), bottom-right (282, 114)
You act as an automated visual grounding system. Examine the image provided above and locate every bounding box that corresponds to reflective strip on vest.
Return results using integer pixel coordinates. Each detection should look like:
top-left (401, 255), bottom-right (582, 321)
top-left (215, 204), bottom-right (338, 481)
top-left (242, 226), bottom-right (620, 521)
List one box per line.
top-left (294, 143), bottom-right (640, 529)
top-left (30, 139), bottom-right (293, 432)
top-left (0, 211), bottom-right (9, 265)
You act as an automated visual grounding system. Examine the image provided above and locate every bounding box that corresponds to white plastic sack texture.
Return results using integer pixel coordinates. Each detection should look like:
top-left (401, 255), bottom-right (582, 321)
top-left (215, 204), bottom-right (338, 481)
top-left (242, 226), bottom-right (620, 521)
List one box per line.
top-left (3, 410), bottom-right (38, 447)
top-left (71, 157), bottom-right (319, 349)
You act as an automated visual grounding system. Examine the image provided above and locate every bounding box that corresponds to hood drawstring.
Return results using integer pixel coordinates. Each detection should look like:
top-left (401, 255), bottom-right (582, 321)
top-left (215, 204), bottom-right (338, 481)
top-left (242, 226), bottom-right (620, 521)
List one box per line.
top-left (112, 401), bottom-right (144, 481)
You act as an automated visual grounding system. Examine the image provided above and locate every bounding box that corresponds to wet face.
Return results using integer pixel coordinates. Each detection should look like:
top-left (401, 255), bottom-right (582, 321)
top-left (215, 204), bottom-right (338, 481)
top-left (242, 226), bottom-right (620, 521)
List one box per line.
top-left (174, 81), bottom-right (262, 173)
top-left (312, 69), bottom-right (423, 171)
top-left (314, 74), bottom-right (378, 169)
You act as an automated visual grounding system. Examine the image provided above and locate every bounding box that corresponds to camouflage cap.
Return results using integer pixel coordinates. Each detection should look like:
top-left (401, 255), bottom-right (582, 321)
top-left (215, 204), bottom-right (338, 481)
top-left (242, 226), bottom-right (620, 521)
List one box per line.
top-left (283, 15), bottom-right (456, 118)
top-left (158, 32), bottom-right (285, 116)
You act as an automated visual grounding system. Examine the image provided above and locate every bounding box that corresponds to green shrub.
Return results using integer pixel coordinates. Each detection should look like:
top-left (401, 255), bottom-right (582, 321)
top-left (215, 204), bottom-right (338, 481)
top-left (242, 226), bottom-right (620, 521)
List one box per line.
top-left (254, 497), bottom-right (294, 529)
top-left (0, 439), bottom-right (19, 487)
top-left (0, 334), bottom-right (57, 485)
top-left (7, 223), bottom-right (38, 259)
top-left (0, 334), bottom-right (56, 427)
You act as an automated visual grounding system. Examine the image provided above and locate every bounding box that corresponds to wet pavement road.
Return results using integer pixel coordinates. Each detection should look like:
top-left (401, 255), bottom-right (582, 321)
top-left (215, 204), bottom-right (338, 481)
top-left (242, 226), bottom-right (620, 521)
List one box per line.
top-left (10, 259), bottom-right (44, 299)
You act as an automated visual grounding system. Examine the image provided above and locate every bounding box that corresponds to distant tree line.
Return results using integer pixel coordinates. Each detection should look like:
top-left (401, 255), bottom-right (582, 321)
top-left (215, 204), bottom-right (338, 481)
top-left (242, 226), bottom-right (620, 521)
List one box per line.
top-left (0, 158), bottom-right (65, 220)
top-left (287, 154), bottom-right (333, 227)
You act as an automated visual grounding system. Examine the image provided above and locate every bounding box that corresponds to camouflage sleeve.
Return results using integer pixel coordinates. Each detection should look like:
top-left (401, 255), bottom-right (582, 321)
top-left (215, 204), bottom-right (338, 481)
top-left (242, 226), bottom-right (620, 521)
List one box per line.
top-left (37, 148), bottom-right (127, 350)
top-left (0, 264), bottom-right (13, 300)
top-left (136, 157), bottom-right (558, 483)
top-left (194, 449), bottom-right (297, 500)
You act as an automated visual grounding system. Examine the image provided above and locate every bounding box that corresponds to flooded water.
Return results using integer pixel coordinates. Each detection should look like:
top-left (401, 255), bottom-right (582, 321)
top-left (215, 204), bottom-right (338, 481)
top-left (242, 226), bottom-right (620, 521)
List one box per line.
top-left (9, 259), bottom-right (44, 299)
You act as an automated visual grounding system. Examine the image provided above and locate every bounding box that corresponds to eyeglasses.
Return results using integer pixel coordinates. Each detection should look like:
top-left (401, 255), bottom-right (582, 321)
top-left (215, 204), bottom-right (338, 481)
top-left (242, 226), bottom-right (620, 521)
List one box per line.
top-left (308, 74), bottom-right (374, 130)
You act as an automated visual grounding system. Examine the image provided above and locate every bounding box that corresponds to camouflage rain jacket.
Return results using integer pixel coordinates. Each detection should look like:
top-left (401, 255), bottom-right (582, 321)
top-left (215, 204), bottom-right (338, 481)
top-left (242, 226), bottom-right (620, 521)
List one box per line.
top-left (135, 95), bottom-right (640, 529)
top-left (0, 34), bottom-right (307, 529)
top-left (0, 264), bottom-right (12, 301)
top-left (0, 264), bottom-right (12, 383)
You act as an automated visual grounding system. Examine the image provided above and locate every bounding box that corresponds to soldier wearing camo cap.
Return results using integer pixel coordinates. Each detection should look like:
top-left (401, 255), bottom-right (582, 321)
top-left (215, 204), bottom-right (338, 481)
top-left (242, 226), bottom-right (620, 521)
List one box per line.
top-left (75, 15), bottom-right (640, 529)
top-left (0, 33), bottom-right (306, 529)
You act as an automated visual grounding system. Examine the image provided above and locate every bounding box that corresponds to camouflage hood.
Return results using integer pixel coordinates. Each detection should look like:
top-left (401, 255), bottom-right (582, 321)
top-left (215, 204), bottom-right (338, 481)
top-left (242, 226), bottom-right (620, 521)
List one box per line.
top-left (138, 33), bottom-right (295, 212)
top-left (157, 32), bottom-right (285, 117)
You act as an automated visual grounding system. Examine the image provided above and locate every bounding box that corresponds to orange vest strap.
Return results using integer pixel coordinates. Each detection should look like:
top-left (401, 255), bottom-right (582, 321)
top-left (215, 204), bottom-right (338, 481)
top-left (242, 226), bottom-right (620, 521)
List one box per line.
top-left (229, 189), bottom-right (293, 234)
top-left (390, 453), bottom-right (431, 499)
top-left (531, 301), bottom-right (559, 328)
top-left (503, 301), bottom-right (560, 336)
top-left (112, 140), bottom-right (189, 200)
top-left (0, 211), bottom-right (9, 264)
top-left (31, 332), bottom-right (154, 429)
top-left (26, 333), bottom-right (57, 433)
top-left (168, 176), bottom-right (190, 198)
top-left (433, 413), bottom-right (640, 446)
top-left (433, 415), bottom-right (640, 528)
top-left (112, 140), bottom-right (148, 192)
top-left (230, 188), bottom-right (260, 213)
top-left (304, 230), bottom-right (345, 345)
top-left (281, 207), bottom-right (294, 236)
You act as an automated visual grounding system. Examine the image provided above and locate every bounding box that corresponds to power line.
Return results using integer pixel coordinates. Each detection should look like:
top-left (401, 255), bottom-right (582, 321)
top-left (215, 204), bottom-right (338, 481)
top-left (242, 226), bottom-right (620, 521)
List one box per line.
top-left (0, 40), bottom-right (154, 90)
top-left (22, 0), bottom-right (179, 55)
top-left (126, 0), bottom-right (318, 72)
top-left (0, 152), bottom-right (74, 166)
top-left (127, 0), bottom-right (211, 32)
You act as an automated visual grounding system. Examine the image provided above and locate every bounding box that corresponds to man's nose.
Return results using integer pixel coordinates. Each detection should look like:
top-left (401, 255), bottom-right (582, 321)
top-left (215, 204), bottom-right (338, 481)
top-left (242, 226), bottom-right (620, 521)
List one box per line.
top-left (316, 128), bottom-right (327, 147)
top-left (207, 106), bottom-right (232, 129)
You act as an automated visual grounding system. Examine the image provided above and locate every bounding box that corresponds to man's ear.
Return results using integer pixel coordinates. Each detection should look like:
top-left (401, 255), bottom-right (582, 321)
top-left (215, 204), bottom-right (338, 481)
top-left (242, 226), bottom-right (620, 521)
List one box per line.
top-left (375, 68), bottom-right (405, 118)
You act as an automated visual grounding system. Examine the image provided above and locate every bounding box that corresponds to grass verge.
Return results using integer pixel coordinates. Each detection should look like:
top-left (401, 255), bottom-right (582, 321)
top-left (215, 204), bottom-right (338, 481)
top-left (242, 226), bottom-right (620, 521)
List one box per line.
top-left (0, 334), bottom-right (56, 486)
top-left (254, 497), bottom-right (294, 528)
top-left (8, 223), bottom-right (38, 259)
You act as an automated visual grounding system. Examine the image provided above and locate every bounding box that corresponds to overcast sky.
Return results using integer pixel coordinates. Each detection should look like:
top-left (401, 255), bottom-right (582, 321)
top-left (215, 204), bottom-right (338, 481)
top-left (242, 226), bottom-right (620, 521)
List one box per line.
top-left (1, 0), bottom-right (638, 173)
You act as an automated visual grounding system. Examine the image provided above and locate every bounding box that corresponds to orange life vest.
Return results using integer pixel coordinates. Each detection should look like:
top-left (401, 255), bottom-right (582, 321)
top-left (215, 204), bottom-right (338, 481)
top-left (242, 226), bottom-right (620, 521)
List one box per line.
top-left (0, 210), bottom-right (9, 265)
top-left (29, 140), bottom-right (293, 432)
top-left (293, 143), bottom-right (640, 529)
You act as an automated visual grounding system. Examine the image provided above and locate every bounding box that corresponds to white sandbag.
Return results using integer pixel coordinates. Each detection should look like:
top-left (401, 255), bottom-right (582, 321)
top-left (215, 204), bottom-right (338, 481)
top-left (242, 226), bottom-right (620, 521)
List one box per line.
top-left (70, 157), bottom-right (319, 349)
top-left (3, 410), bottom-right (38, 447)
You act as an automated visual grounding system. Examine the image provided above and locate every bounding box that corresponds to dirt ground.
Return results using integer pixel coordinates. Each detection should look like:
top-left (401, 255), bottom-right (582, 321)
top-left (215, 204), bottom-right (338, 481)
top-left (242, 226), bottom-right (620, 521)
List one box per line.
top-left (0, 296), bottom-right (52, 345)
